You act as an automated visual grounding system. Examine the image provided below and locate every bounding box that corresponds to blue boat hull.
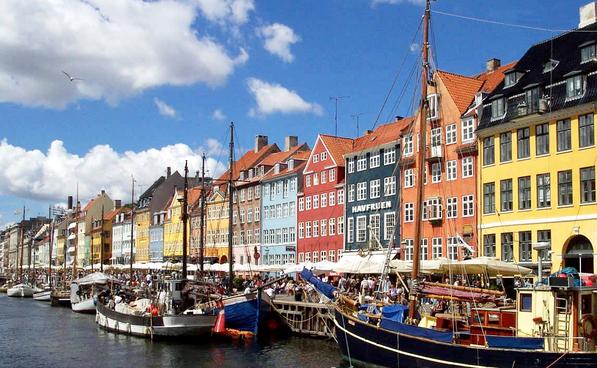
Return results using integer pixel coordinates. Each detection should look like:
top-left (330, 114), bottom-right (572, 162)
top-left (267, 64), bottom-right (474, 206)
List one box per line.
top-left (334, 309), bottom-right (597, 368)
top-left (222, 292), bottom-right (271, 334)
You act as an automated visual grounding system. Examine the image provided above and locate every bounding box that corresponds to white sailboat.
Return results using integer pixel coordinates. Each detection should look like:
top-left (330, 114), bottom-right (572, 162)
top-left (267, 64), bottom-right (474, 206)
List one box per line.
top-left (7, 283), bottom-right (34, 298)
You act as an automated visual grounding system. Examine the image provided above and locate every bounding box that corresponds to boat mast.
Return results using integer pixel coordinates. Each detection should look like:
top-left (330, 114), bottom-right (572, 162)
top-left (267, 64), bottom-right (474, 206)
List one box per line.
top-left (48, 206), bottom-right (53, 288)
top-left (100, 205), bottom-right (104, 272)
top-left (199, 153), bottom-right (206, 275)
top-left (73, 187), bottom-right (79, 277)
top-left (182, 160), bottom-right (189, 280)
top-left (228, 121), bottom-right (235, 293)
top-left (408, 0), bottom-right (430, 322)
top-left (18, 205), bottom-right (25, 283)
top-left (129, 176), bottom-right (135, 281)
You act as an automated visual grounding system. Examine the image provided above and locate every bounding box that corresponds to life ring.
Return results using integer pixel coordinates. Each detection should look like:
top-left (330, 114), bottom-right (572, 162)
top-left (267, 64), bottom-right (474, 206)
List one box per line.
top-left (580, 315), bottom-right (597, 339)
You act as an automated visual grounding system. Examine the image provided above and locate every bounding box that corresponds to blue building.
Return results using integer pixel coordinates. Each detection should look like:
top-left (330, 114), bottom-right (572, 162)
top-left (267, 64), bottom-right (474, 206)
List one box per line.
top-left (344, 118), bottom-right (411, 252)
top-left (149, 209), bottom-right (166, 262)
top-left (260, 144), bottom-right (310, 266)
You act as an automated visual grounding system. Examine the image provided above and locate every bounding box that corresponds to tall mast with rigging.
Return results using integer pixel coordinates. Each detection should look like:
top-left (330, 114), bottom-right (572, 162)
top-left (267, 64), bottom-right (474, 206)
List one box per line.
top-left (199, 153), bottom-right (206, 275)
top-left (129, 176), bottom-right (135, 281)
top-left (48, 206), bottom-right (53, 288)
top-left (182, 160), bottom-right (189, 280)
top-left (408, 0), bottom-right (431, 322)
top-left (18, 205), bottom-right (25, 283)
top-left (100, 205), bottom-right (104, 272)
top-left (228, 121), bottom-right (235, 293)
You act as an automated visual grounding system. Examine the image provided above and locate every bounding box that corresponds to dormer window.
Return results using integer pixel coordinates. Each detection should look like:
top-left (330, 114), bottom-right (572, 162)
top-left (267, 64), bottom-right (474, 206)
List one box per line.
top-left (504, 71), bottom-right (522, 87)
top-left (313, 154), bottom-right (319, 163)
top-left (491, 97), bottom-right (506, 119)
top-left (542, 59), bottom-right (559, 73)
top-left (566, 74), bottom-right (585, 99)
top-left (427, 94), bottom-right (439, 120)
top-left (239, 171), bottom-right (245, 181)
top-left (274, 163), bottom-right (280, 174)
top-left (288, 159), bottom-right (294, 170)
top-left (248, 169), bottom-right (253, 179)
top-left (581, 42), bottom-right (596, 63)
top-left (259, 166), bottom-right (264, 176)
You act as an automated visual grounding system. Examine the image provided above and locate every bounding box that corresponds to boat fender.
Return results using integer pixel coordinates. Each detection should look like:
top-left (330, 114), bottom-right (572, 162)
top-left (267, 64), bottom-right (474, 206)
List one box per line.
top-left (580, 315), bottom-right (597, 340)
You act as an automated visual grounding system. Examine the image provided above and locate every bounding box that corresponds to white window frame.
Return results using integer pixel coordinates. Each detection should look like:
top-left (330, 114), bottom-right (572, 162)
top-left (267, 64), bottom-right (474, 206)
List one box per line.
top-left (384, 212), bottom-right (395, 241)
top-left (447, 160), bottom-right (457, 181)
top-left (446, 123), bottom-right (457, 145)
top-left (462, 195), bottom-right (474, 217)
top-left (357, 155), bottom-right (367, 171)
top-left (431, 162), bottom-right (442, 183)
top-left (446, 197), bottom-right (457, 218)
top-left (404, 203), bottom-right (414, 223)
top-left (404, 169), bottom-right (414, 188)
top-left (461, 118), bottom-right (475, 142)
top-left (462, 156), bottom-right (473, 178)
top-left (347, 217), bottom-right (354, 243)
top-left (383, 148), bottom-right (396, 165)
top-left (370, 179), bottom-right (381, 199)
top-left (356, 216), bottom-right (367, 242)
top-left (384, 176), bottom-right (396, 196)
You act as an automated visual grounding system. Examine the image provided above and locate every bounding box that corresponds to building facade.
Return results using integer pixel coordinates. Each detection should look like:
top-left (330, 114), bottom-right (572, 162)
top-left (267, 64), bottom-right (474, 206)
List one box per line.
top-left (477, 17), bottom-right (597, 275)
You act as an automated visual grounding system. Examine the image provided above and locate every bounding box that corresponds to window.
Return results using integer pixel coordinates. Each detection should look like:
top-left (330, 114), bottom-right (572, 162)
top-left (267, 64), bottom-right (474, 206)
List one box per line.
top-left (305, 174), bottom-right (311, 187)
top-left (537, 173), bottom-right (551, 208)
top-left (384, 212), bottom-right (395, 241)
top-left (338, 189), bottom-right (344, 204)
top-left (329, 250), bottom-right (335, 263)
top-left (500, 132), bottom-right (512, 162)
top-left (446, 124), bottom-right (457, 144)
top-left (462, 195), bottom-right (474, 217)
top-left (427, 94), bottom-right (439, 119)
top-left (447, 237), bottom-right (458, 260)
top-left (313, 221), bottom-right (319, 237)
top-left (501, 233), bottom-right (513, 262)
top-left (431, 162), bottom-right (441, 183)
top-left (329, 169), bottom-right (336, 182)
top-left (525, 87), bottom-right (541, 113)
top-left (431, 127), bottom-right (442, 147)
top-left (247, 209), bottom-right (253, 223)
top-left (543, 59), bottom-right (559, 73)
top-left (384, 176), bottom-right (396, 196)
top-left (329, 218), bottom-right (336, 236)
top-left (370, 153), bottom-right (380, 168)
top-left (347, 217), bottom-right (354, 243)
top-left (446, 160), bottom-right (457, 181)
top-left (420, 239), bottom-right (428, 260)
top-left (462, 118), bottom-right (475, 142)
top-left (403, 239), bottom-right (413, 261)
top-left (427, 198), bottom-right (442, 220)
top-left (320, 152), bottom-right (327, 161)
top-left (483, 234), bottom-right (496, 257)
top-left (447, 197), bottom-right (457, 218)
top-left (432, 238), bottom-right (443, 259)
top-left (519, 231), bottom-right (532, 262)
top-left (313, 154), bottom-right (319, 163)
top-left (313, 172), bottom-right (319, 186)
top-left (240, 209), bottom-right (245, 223)
top-left (357, 182), bottom-right (367, 201)
top-left (312, 251), bottom-right (319, 263)
top-left (329, 192), bottom-right (335, 206)
top-left (491, 98), bottom-right (505, 119)
top-left (566, 74), bottom-right (585, 98)
top-left (404, 203), bottom-right (414, 222)
top-left (370, 179), bottom-right (381, 198)
top-left (557, 119), bottom-right (571, 152)
top-left (579, 113), bottom-right (594, 148)
top-left (517, 128), bottom-right (530, 159)
top-left (403, 135), bottom-right (413, 156)
top-left (298, 223), bottom-right (304, 239)
top-left (282, 228), bottom-right (289, 243)
top-left (348, 184), bottom-right (355, 202)
top-left (321, 194), bottom-right (327, 208)
top-left (483, 182), bottom-right (495, 214)
top-left (558, 170), bottom-right (573, 206)
top-left (313, 195), bottom-right (319, 209)
top-left (580, 166), bottom-right (596, 203)
top-left (383, 148), bottom-right (396, 165)
top-left (321, 219), bottom-right (327, 236)
top-left (370, 214), bottom-right (380, 241)
top-left (347, 158), bottom-right (355, 173)
top-left (462, 157), bottom-right (473, 178)
top-left (504, 72), bottom-right (519, 87)
top-left (520, 294), bottom-right (532, 312)
top-left (581, 43), bottom-right (596, 63)
top-left (320, 251), bottom-right (327, 262)
top-left (500, 179), bottom-right (513, 212)
top-left (305, 196), bottom-right (311, 210)
top-left (299, 198), bottom-right (304, 211)
top-left (536, 123), bottom-right (550, 155)
top-left (338, 216), bottom-right (344, 234)
top-left (404, 169), bottom-right (414, 187)
top-left (357, 155), bottom-right (367, 171)
top-left (305, 252), bottom-right (311, 262)
top-left (518, 176), bottom-right (531, 210)
top-left (356, 216), bottom-right (367, 242)
top-left (483, 136), bottom-right (495, 165)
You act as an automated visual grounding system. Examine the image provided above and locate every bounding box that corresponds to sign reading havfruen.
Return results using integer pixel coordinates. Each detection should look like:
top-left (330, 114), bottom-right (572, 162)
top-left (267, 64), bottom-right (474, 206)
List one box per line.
top-left (350, 201), bottom-right (392, 214)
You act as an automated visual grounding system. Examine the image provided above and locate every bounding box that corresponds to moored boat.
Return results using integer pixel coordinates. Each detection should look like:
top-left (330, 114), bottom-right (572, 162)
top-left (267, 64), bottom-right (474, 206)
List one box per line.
top-left (71, 272), bottom-right (118, 313)
top-left (33, 287), bottom-right (52, 301)
top-left (7, 283), bottom-right (34, 298)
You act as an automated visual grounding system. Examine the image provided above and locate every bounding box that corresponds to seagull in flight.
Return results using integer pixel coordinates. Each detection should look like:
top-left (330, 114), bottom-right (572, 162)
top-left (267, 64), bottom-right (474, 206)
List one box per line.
top-left (62, 71), bottom-right (83, 82)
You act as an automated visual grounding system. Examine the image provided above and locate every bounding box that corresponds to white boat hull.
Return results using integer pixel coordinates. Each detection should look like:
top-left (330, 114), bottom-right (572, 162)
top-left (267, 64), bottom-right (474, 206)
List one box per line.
top-left (33, 290), bottom-right (52, 301)
top-left (71, 298), bottom-right (96, 313)
top-left (7, 285), bottom-right (34, 298)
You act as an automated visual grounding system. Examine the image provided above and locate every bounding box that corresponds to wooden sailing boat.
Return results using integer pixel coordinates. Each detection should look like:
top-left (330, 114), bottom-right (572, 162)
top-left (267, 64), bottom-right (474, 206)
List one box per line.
top-left (7, 206), bottom-right (34, 298)
top-left (332, 1), bottom-right (597, 367)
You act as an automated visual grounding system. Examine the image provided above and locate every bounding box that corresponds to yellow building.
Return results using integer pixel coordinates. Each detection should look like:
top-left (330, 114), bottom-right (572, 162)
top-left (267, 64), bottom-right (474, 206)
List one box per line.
top-left (135, 208), bottom-right (150, 262)
top-left (476, 27), bottom-right (597, 276)
top-left (205, 188), bottom-right (230, 263)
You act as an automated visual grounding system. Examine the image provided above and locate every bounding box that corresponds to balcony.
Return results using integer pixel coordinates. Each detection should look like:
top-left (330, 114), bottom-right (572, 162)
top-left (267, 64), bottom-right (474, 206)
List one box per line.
top-left (398, 155), bottom-right (415, 167)
top-left (426, 145), bottom-right (443, 162)
top-left (455, 141), bottom-right (477, 156)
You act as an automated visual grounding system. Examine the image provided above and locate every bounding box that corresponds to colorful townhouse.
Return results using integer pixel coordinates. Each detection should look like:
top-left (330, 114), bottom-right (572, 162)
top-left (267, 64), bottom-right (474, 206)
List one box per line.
top-left (163, 188), bottom-right (185, 261)
top-left (206, 136), bottom-right (279, 264)
top-left (90, 207), bottom-right (119, 265)
top-left (259, 138), bottom-right (310, 266)
top-left (396, 61), bottom-right (510, 262)
top-left (477, 12), bottom-right (597, 275)
top-left (189, 184), bottom-right (210, 263)
top-left (297, 135), bottom-right (353, 264)
top-left (77, 190), bottom-right (114, 267)
top-left (111, 206), bottom-right (133, 265)
top-left (343, 118), bottom-right (411, 253)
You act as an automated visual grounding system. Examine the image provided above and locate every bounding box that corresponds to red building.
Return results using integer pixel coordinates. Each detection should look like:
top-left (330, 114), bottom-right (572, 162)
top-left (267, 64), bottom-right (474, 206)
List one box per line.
top-left (297, 134), bottom-right (354, 264)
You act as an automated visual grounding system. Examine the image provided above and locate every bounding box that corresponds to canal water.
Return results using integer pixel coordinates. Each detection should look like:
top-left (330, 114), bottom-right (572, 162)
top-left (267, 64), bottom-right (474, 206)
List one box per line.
top-left (0, 294), bottom-right (347, 368)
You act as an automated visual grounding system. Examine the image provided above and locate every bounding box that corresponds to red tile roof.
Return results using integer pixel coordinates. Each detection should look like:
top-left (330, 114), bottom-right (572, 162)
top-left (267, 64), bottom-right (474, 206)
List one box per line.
top-left (103, 208), bottom-right (120, 221)
top-left (348, 116), bottom-right (414, 153)
top-left (257, 144), bottom-right (306, 167)
top-left (319, 135), bottom-right (354, 166)
top-left (437, 70), bottom-right (485, 114)
top-left (187, 187), bottom-right (203, 206)
top-left (216, 144), bottom-right (279, 184)
top-left (261, 149), bottom-right (311, 181)
top-left (474, 61), bottom-right (518, 93)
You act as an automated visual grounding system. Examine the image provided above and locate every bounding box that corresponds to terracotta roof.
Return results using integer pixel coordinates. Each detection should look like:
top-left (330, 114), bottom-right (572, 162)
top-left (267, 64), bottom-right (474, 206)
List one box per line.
top-left (187, 187), bottom-right (204, 206)
top-left (292, 150), bottom-right (311, 160)
top-left (474, 60), bottom-right (517, 93)
top-left (319, 135), bottom-right (354, 166)
top-left (103, 208), bottom-right (120, 221)
top-left (257, 144), bottom-right (307, 167)
top-left (436, 70), bottom-right (485, 114)
top-left (82, 198), bottom-right (96, 211)
top-left (216, 144), bottom-right (279, 183)
top-left (261, 150), bottom-right (311, 181)
top-left (348, 116), bottom-right (414, 153)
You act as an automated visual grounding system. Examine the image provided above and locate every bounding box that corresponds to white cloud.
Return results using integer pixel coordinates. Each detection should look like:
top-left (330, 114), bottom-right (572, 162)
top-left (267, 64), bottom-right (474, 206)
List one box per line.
top-left (409, 43), bottom-right (420, 53)
top-left (0, 139), bottom-right (226, 203)
top-left (154, 98), bottom-right (177, 118)
top-left (194, 0), bottom-right (255, 25)
top-left (0, 0), bottom-right (249, 109)
top-left (257, 23), bottom-right (301, 63)
top-left (371, 0), bottom-right (425, 6)
top-left (212, 108), bottom-right (226, 121)
top-left (246, 78), bottom-right (322, 117)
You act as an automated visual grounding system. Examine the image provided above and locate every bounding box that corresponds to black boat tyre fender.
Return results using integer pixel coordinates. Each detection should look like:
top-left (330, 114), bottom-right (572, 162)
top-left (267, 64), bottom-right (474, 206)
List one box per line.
top-left (579, 315), bottom-right (597, 340)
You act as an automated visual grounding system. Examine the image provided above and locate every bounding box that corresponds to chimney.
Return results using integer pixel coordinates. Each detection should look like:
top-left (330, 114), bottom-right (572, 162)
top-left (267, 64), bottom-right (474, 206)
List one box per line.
top-left (100, 189), bottom-right (105, 196)
top-left (255, 135), bottom-right (268, 153)
top-left (395, 115), bottom-right (404, 121)
top-left (486, 58), bottom-right (501, 73)
top-left (115, 200), bottom-right (122, 209)
top-left (166, 166), bottom-right (171, 178)
top-left (284, 136), bottom-right (298, 151)
top-left (67, 196), bottom-right (73, 210)
top-left (365, 129), bottom-right (374, 135)
top-left (579, 2), bottom-right (597, 28)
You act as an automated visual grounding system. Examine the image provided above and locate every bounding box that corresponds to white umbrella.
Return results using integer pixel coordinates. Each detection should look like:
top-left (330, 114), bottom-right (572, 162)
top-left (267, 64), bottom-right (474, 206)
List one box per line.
top-left (456, 257), bottom-right (532, 276)
top-left (313, 260), bottom-right (336, 273)
top-left (284, 261), bottom-right (313, 274)
top-left (334, 252), bottom-right (391, 274)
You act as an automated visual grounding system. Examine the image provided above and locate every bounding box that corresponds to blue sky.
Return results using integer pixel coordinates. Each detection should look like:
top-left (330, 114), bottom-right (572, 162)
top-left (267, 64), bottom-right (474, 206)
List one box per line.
top-left (0, 0), bottom-right (591, 225)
